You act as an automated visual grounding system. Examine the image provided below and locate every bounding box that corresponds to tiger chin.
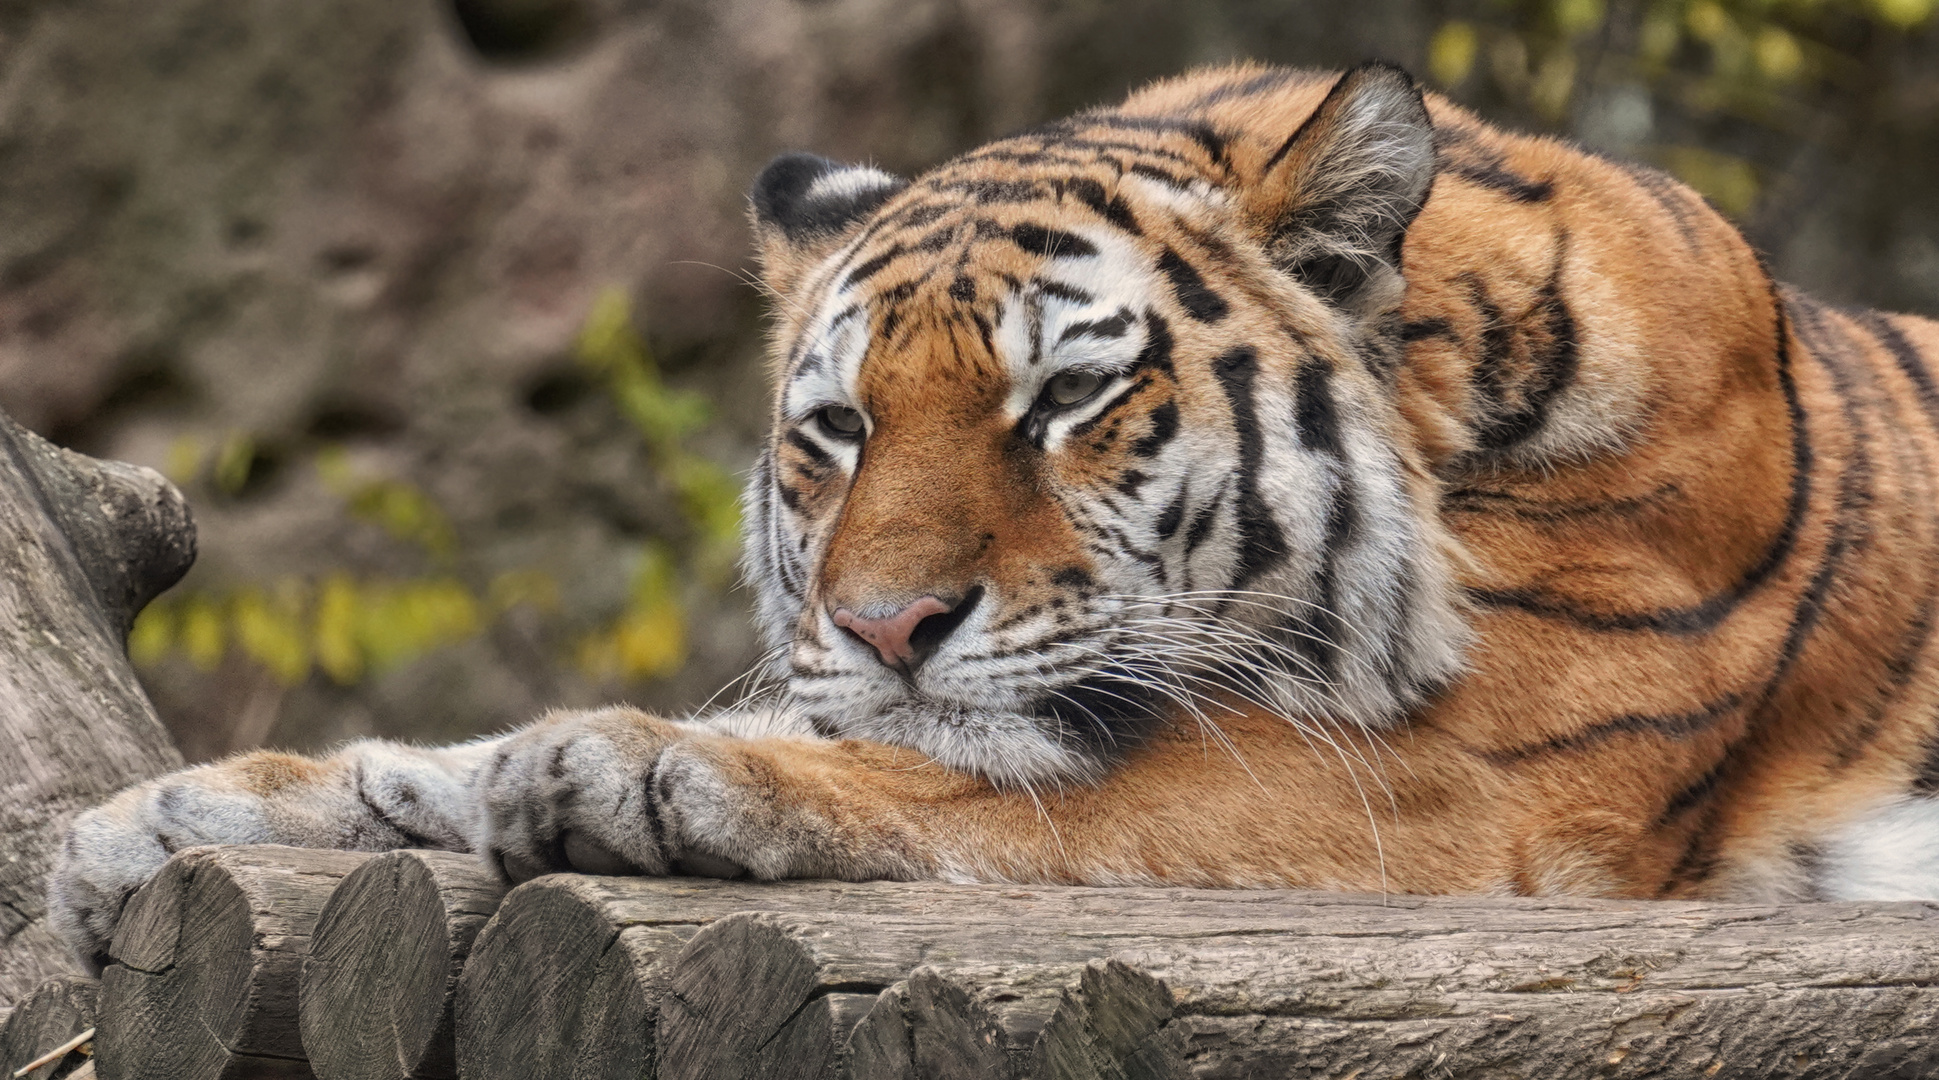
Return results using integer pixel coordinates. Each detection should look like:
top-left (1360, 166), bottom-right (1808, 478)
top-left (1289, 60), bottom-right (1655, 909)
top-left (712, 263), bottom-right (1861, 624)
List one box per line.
top-left (52, 60), bottom-right (1939, 971)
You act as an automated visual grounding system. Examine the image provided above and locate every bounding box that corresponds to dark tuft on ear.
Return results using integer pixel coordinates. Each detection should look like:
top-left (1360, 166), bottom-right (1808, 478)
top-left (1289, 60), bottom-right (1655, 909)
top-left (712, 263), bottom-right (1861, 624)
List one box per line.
top-left (750, 153), bottom-right (908, 243)
top-left (1250, 61), bottom-right (1435, 315)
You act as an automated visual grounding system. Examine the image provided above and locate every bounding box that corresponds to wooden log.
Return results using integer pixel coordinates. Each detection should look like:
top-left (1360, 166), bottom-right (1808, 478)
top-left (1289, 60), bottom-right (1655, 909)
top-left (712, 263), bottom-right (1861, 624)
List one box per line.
top-left (95, 846), bottom-right (374, 1080)
top-left (0, 974), bottom-right (98, 1080)
top-left (0, 407), bottom-right (191, 1006)
top-left (452, 876), bottom-right (1042, 1080)
top-left (653, 890), bottom-right (1939, 1080)
top-left (298, 850), bottom-right (506, 1080)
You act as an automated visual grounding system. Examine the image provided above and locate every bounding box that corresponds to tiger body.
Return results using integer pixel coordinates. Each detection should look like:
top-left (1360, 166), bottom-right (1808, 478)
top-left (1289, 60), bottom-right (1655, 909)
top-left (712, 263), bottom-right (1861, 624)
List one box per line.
top-left (51, 62), bottom-right (1939, 967)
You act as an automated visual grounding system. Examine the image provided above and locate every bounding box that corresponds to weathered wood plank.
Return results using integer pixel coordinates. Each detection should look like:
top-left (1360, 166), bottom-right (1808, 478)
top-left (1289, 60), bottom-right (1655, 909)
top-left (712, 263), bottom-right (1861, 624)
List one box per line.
top-left (96, 846), bottom-right (374, 1080)
top-left (0, 974), bottom-right (98, 1080)
top-left (299, 849), bottom-right (507, 1080)
top-left (0, 407), bottom-right (191, 1006)
top-left (451, 876), bottom-right (963, 1080)
top-left (653, 891), bottom-right (1939, 1080)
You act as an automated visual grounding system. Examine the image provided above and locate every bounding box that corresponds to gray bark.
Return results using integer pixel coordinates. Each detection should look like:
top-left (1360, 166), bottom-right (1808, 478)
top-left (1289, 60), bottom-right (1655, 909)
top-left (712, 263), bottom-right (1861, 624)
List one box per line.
top-left (650, 890), bottom-right (1939, 1080)
top-left (450, 876), bottom-right (965, 1080)
top-left (0, 407), bottom-right (191, 1008)
top-left (96, 845), bottom-right (373, 1080)
top-left (299, 849), bottom-right (507, 1080)
top-left (0, 974), bottom-right (98, 1080)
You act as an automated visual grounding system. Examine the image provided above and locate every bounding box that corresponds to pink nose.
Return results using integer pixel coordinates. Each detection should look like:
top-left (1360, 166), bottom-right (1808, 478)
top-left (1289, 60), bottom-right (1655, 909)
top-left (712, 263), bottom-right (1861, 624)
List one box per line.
top-left (832, 596), bottom-right (953, 669)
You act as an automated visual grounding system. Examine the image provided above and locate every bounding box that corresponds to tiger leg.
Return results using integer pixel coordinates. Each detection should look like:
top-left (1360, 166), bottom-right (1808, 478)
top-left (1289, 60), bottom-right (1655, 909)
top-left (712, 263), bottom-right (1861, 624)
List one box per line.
top-left (51, 735), bottom-right (499, 971)
top-left (479, 705), bottom-right (1512, 891)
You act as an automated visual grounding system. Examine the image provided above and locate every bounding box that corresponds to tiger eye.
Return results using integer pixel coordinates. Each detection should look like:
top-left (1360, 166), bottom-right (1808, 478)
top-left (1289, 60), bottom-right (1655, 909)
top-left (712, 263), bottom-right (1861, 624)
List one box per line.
top-left (1045, 371), bottom-right (1103, 407)
top-left (816, 405), bottom-right (865, 437)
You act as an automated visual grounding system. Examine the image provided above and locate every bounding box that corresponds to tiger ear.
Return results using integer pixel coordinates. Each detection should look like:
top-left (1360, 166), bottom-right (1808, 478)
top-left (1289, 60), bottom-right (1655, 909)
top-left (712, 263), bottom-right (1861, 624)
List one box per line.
top-left (1243, 61), bottom-right (1435, 316)
top-left (749, 153), bottom-right (908, 297)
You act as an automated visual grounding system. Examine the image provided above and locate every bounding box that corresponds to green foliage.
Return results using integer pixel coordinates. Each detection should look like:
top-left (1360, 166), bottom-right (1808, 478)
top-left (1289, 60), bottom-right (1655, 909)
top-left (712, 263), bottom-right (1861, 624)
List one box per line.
top-left (129, 288), bottom-right (740, 691)
top-left (576, 288), bottom-right (743, 576)
top-left (1429, 0), bottom-right (1936, 214)
top-left (571, 288), bottom-right (744, 678)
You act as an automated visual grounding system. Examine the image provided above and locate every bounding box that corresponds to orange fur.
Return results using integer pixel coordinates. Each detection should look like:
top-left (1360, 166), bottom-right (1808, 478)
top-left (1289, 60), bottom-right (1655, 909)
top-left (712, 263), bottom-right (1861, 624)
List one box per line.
top-left (738, 63), bottom-right (1939, 900)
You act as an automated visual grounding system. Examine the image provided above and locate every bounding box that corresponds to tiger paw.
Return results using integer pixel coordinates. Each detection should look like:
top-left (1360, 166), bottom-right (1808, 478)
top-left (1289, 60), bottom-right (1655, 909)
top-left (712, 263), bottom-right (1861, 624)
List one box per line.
top-left (475, 706), bottom-right (927, 883)
top-left (475, 706), bottom-right (702, 880)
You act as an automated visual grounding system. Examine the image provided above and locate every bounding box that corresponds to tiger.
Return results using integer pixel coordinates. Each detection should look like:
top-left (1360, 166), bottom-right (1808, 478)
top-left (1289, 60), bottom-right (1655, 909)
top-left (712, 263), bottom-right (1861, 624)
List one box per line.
top-left (51, 59), bottom-right (1939, 972)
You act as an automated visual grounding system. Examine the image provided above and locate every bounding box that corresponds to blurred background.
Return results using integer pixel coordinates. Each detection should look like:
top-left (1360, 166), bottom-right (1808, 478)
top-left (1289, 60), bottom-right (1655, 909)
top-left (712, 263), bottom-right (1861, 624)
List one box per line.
top-left (2, 0), bottom-right (1933, 762)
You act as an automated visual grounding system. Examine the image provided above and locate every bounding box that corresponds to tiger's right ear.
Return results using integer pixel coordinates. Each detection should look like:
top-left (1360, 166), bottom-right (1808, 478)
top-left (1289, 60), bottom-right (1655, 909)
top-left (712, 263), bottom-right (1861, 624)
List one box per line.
top-left (749, 153), bottom-right (908, 297)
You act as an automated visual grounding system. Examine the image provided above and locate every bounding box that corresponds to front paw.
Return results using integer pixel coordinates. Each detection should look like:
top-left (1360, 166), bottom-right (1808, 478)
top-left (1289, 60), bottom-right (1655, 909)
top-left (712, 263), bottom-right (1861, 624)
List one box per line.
top-left (476, 707), bottom-right (696, 881)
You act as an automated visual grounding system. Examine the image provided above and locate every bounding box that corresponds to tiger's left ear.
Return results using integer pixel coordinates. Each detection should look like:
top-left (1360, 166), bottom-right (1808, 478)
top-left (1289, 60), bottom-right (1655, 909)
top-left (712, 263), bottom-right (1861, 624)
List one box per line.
top-left (1242, 61), bottom-right (1435, 317)
top-left (749, 153), bottom-right (909, 297)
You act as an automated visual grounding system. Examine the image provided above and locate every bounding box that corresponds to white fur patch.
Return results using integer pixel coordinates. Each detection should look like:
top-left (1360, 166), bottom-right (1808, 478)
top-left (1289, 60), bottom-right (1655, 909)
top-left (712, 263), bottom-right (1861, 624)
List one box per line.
top-left (1817, 796), bottom-right (1939, 900)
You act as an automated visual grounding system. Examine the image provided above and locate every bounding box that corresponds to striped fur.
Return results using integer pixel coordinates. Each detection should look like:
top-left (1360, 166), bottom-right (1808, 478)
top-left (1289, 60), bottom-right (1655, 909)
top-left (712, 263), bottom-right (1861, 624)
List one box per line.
top-left (51, 61), bottom-right (1939, 968)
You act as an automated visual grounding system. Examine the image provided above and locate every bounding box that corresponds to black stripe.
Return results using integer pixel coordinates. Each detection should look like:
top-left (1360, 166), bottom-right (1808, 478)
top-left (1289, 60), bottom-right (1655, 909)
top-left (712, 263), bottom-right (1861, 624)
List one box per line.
top-left (1401, 317), bottom-right (1458, 343)
top-left (355, 764), bottom-right (441, 849)
top-left (1065, 112), bottom-right (1228, 163)
top-left (1615, 160), bottom-right (1703, 251)
top-left (1212, 346), bottom-right (1289, 585)
top-left (1127, 162), bottom-right (1196, 190)
top-left (1479, 692), bottom-right (1745, 767)
top-left (1183, 488), bottom-right (1224, 556)
top-left (1833, 589), bottom-right (1937, 769)
top-left (1850, 308), bottom-right (1939, 433)
top-left (784, 428), bottom-right (834, 468)
top-left (949, 274), bottom-right (976, 303)
top-left (1193, 69), bottom-right (1300, 106)
top-left (1066, 376), bottom-right (1155, 444)
top-left (933, 177), bottom-right (1048, 204)
top-left (844, 246), bottom-right (902, 287)
top-left (1287, 479), bottom-right (1354, 681)
top-left (1130, 311), bottom-right (1175, 377)
top-left (1295, 360), bottom-right (1344, 456)
top-left (1435, 125), bottom-right (1553, 203)
top-left (1157, 247), bottom-right (1228, 322)
top-left (971, 309), bottom-right (995, 356)
top-left (1471, 258), bottom-right (1580, 451)
top-left (1129, 399), bottom-right (1179, 457)
top-left (1663, 288), bottom-right (1876, 892)
top-left (1155, 490), bottom-right (1186, 540)
top-left (1039, 280), bottom-right (1095, 305)
top-left (1057, 176), bottom-right (1142, 235)
top-left (1653, 755), bottom-right (1729, 828)
top-left (1470, 285), bottom-right (1811, 634)
top-left (1058, 308), bottom-right (1135, 345)
top-left (1443, 484), bottom-right (1682, 523)
top-left (1010, 223), bottom-right (1098, 260)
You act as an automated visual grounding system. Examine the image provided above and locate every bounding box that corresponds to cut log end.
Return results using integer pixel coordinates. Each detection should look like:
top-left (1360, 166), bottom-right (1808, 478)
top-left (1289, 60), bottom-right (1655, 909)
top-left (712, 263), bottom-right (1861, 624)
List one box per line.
top-left (451, 877), bottom-right (659, 1080)
top-left (1, 975), bottom-right (99, 1080)
top-left (299, 849), bottom-right (506, 1080)
top-left (96, 846), bottom-right (372, 1080)
top-left (657, 913), bottom-right (882, 1080)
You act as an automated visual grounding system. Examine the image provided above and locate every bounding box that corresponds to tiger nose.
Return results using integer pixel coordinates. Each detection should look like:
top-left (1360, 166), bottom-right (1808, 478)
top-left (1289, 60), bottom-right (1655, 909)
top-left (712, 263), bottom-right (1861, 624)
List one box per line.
top-left (832, 593), bottom-right (974, 672)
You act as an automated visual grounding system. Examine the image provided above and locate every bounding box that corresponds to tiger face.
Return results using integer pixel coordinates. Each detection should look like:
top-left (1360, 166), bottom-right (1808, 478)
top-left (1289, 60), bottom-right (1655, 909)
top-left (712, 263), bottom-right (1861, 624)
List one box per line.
top-left (742, 64), bottom-right (1470, 785)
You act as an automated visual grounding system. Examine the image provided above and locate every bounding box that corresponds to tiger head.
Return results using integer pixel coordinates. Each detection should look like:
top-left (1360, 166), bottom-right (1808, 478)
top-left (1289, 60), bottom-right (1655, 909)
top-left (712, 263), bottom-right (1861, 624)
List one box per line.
top-left (740, 62), bottom-right (1471, 785)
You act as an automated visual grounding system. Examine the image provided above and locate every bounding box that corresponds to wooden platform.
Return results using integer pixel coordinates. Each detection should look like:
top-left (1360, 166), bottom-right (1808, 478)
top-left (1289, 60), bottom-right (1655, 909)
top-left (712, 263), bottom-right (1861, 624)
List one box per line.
top-left (7, 844), bottom-right (1939, 1079)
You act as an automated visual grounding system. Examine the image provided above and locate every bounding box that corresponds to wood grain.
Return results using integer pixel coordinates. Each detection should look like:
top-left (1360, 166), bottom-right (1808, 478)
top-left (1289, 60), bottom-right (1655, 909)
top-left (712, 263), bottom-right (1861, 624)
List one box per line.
top-left (96, 846), bottom-right (373, 1080)
top-left (0, 974), bottom-right (98, 1080)
top-left (299, 850), bottom-right (507, 1080)
top-left (0, 407), bottom-right (191, 1007)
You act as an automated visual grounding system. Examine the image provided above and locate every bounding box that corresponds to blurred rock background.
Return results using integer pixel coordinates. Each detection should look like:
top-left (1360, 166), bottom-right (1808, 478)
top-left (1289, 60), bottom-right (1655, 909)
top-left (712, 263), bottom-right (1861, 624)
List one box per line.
top-left (1, 0), bottom-right (1932, 761)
